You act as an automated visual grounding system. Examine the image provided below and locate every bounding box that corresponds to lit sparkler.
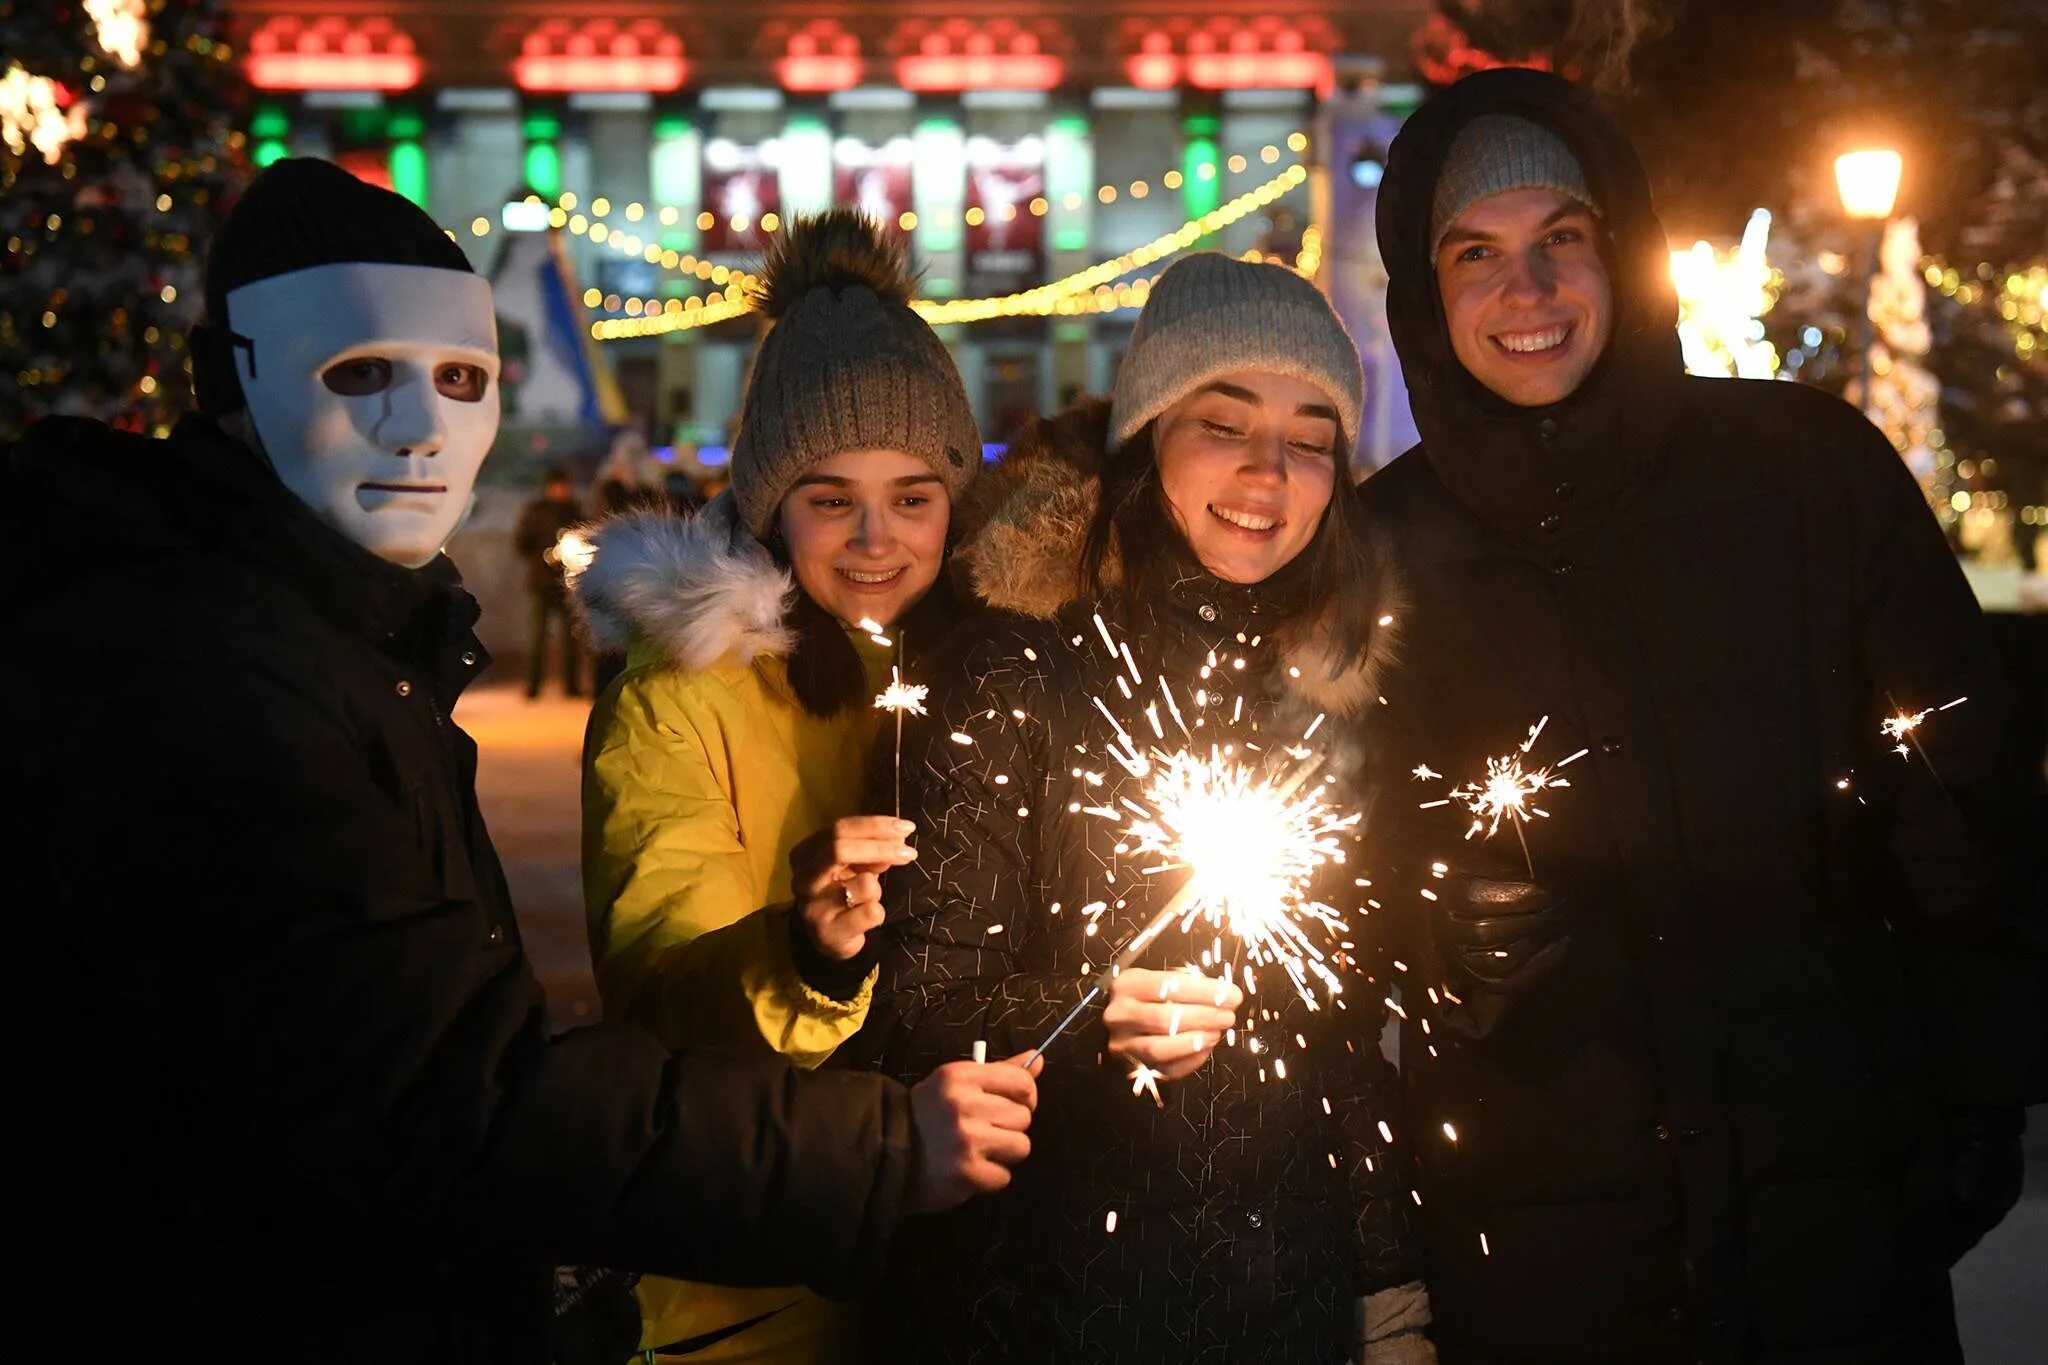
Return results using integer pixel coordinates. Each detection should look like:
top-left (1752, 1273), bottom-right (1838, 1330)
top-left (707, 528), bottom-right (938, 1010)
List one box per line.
top-left (1419, 716), bottom-right (1586, 877)
top-left (1032, 714), bottom-right (1359, 1061)
top-left (871, 636), bottom-right (928, 818)
top-left (1882, 695), bottom-right (1966, 759)
top-left (1129, 1062), bottom-right (1165, 1106)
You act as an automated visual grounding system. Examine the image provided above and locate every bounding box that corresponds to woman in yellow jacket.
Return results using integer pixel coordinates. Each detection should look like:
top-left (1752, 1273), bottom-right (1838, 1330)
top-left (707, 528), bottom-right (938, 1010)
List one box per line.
top-left (570, 211), bottom-right (986, 1362)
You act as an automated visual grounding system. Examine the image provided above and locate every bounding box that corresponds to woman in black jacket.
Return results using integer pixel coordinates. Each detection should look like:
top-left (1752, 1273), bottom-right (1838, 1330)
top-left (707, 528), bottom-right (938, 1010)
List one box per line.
top-left (854, 254), bottom-right (1427, 1364)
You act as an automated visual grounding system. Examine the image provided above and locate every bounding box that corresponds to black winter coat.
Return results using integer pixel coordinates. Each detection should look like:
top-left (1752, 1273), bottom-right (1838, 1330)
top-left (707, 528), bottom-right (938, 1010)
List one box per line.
top-left (1356, 70), bottom-right (2047, 1365)
top-left (851, 410), bottom-right (1415, 1364)
top-left (3, 417), bottom-right (919, 1364)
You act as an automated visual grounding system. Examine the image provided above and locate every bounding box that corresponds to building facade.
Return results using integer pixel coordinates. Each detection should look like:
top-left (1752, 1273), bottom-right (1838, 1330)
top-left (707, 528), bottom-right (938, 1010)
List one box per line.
top-left (223, 1), bottom-right (1430, 454)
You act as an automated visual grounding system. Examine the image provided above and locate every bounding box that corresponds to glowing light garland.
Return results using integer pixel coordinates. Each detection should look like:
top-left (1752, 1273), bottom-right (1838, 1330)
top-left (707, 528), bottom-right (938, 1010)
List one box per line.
top-left (591, 161), bottom-right (1309, 339)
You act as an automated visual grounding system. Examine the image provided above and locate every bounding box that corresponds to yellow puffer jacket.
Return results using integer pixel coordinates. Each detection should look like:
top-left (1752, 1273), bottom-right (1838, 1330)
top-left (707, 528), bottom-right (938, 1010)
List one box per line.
top-left (573, 494), bottom-right (889, 1362)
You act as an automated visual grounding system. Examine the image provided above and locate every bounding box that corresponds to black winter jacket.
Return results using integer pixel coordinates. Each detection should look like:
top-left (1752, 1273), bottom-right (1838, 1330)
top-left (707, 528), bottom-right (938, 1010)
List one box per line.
top-left (851, 407), bottom-right (1415, 1364)
top-left (3, 417), bottom-right (919, 1364)
top-left (1356, 69), bottom-right (2046, 1365)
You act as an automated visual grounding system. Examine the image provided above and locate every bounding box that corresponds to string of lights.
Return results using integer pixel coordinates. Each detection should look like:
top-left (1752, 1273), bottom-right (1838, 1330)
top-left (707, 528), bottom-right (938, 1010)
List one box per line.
top-left (590, 160), bottom-right (1309, 340)
top-left (453, 131), bottom-right (1318, 310)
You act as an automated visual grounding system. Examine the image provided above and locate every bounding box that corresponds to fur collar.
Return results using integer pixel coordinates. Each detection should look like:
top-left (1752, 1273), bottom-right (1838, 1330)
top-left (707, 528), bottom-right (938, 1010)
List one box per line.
top-left (568, 490), bottom-right (796, 669)
top-left (956, 399), bottom-right (1403, 716)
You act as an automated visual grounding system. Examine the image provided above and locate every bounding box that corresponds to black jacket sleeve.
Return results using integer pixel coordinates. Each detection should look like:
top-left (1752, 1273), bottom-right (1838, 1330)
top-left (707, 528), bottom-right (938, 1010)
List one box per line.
top-left (25, 617), bottom-right (916, 1295)
top-left (1844, 419), bottom-right (2048, 1109)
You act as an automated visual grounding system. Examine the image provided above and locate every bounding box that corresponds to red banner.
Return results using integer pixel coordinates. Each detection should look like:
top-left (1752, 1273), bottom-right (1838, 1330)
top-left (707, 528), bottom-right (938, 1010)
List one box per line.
top-left (965, 136), bottom-right (1045, 289)
top-left (833, 137), bottom-right (916, 235)
top-left (700, 140), bottom-right (780, 254)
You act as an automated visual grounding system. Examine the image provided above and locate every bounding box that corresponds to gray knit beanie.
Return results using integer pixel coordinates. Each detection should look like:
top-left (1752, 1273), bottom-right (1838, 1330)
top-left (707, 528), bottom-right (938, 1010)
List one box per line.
top-left (730, 210), bottom-right (981, 538)
top-left (1430, 114), bottom-right (1599, 254)
top-left (1109, 253), bottom-right (1363, 449)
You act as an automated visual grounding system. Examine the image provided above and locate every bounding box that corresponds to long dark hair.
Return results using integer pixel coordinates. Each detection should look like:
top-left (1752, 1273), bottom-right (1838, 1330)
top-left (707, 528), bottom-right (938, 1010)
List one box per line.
top-left (1079, 421), bottom-right (1379, 680)
top-left (765, 531), bottom-right (961, 719)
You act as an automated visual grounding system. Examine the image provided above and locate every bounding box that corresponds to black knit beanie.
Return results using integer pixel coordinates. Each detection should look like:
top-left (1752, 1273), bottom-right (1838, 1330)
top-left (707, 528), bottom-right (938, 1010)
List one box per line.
top-left (202, 157), bottom-right (471, 324)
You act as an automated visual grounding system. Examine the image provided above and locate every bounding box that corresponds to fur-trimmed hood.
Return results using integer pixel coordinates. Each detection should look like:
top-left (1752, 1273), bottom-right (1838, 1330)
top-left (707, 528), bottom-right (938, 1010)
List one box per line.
top-left (566, 489), bottom-right (795, 669)
top-left (954, 398), bottom-right (1403, 715)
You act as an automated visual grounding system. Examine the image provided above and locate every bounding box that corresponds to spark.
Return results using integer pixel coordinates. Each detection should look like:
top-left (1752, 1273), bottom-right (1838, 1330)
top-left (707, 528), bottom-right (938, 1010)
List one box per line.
top-left (551, 527), bottom-right (597, 574)
top-left (1105, 1210), bottom-right (1119, 1234)
top-left (1436, 715), bottom-right (1584, 877)
top-left (873, 669), bottom-right (928, 718)
top-left (1881, 695), bottom-right (1966, 758)
top-left (1130, 1062), bottom-right (1165, 1106)
top-left (1119, 745), bottom-right (1357, 1011)
top-left (1410, 764), bottom-right (1442, 781)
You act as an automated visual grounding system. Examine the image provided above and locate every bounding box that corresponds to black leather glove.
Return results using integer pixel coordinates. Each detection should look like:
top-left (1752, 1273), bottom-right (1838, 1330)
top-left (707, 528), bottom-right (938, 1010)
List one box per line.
top-left (1431, 874), bottom-right (1571, 1039)
top-left (1938, 1106), bottom-right (2026, 1266)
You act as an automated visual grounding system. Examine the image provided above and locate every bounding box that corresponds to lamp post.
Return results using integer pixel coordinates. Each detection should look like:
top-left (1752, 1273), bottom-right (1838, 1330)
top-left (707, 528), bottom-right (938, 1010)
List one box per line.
top-left (1834, 148), bottom-right (1902, 417)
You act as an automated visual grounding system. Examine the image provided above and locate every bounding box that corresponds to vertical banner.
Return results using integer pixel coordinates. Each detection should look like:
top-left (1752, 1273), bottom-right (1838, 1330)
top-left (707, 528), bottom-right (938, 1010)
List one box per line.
top-left (833, 136), bottom-right (916, 235)
top-left (700, 138), bottom-right (781, 254)
top-left (964, 135), bottom-right (1045, 291)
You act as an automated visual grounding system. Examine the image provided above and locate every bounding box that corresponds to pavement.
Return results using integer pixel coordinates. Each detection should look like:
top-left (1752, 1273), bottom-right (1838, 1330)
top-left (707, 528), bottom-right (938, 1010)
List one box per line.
top-left (460, 678), bottom-right (2047, 1359)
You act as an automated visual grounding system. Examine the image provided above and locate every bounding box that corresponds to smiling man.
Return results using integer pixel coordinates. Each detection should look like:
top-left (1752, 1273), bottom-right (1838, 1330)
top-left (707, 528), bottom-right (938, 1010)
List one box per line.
top-left (4, 159), bottom-right (1038, 1363)
top-left (1354, 70), bottom-right (2044, 1365)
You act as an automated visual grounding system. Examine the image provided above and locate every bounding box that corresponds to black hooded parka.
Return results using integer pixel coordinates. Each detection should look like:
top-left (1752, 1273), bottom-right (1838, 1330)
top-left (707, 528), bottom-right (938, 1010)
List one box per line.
top-left (1354, 69), bottom-right (2045, 1365)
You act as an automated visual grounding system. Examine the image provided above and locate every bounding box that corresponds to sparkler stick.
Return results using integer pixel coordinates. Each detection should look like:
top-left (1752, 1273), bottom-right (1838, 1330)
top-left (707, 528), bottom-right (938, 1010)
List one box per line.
top-left (1028, 879), bottom-right (1203, 1062)
top-left (867, 620), bottom-right (927, 819)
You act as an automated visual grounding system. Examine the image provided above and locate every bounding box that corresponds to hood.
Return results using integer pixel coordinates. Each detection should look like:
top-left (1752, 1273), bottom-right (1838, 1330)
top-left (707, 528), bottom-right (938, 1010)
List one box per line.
top-left (956, 399), bottom-right (1402, 716)
top-left (1376, 69), bottom-right (1685, 535)
top-left (567, 489), bottom-right (796, 669)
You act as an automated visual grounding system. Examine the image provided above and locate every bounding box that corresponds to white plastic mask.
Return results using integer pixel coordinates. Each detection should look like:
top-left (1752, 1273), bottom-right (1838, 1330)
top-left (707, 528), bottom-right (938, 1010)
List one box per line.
top-left (225, 262), bottom-right (501, 568)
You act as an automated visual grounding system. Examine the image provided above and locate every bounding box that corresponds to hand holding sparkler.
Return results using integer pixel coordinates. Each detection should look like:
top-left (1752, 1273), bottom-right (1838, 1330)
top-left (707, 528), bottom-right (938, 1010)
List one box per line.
top-left (1104, 967), bottom-right (1243, 1081)
top-left (905, 1051), bottom-right (1043, 1212)
top-left (790, 816), bottom-right (918, 962)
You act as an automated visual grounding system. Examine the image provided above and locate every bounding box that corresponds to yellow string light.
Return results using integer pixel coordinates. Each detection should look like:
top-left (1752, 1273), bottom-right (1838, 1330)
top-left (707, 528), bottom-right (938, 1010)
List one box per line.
top-left (592, 162), bottom-right (1309, 340)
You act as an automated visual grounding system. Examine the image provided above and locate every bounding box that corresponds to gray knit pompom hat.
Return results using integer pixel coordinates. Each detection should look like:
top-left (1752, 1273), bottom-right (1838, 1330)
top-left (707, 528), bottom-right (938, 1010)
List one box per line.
top-left (1108, 252), bottom-right (1363, 450)
top-left (729, 210), bottom-right (981, 538)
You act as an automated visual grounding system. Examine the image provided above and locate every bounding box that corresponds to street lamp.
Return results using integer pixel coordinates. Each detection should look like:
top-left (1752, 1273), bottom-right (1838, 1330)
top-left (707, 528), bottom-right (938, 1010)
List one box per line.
top-left (1835, 148), bottom-right (1902, 416)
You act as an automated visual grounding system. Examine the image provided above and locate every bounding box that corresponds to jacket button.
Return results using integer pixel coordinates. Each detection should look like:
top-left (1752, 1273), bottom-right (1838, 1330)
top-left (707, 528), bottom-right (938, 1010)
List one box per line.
top-left (1680, 1127), bottom-right (1705, 1143)
top-left (486, 925), bottom-right (505, 946)
top-left (1245, 1210), bottom-right (1263, 1229)
top-left (1668, 1306), bottom-right (1689, 1326)
top-left (460, 650), bottom-right (478, 666)
top-left (1198, 604), bottom-right (1218, 622)
top-left (1655, 1123), bottom-right (1674, 1143)
top-left (1539, 418), bottom-right (1561, 439)
top-left (1552, 560), bottom-right (1576, 576)
top-left (1600, 737), bottom-right (1624, 755)
top-left (1554, 480), bottom-right (1576, 500)
top-left (394, 680), bottom-right (413, 697)
top-left (1539, 513), bottom-right (1562, 532)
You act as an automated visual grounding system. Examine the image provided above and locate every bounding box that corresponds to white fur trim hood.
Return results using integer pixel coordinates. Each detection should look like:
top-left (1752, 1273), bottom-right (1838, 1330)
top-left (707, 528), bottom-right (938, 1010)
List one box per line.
top-left (566, 490), bottom-right (796, 669)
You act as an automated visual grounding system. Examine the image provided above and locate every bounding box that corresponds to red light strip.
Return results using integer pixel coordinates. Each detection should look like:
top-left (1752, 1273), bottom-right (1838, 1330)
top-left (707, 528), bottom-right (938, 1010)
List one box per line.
top-left (1185, 51), bottom-right (1330, 90)
top-left (896, 52), bottom-right (1063, 91)
top-left (514, 53), bottom-right (686, 92)
top-left (778, 53), bottom-right (861, 91)
top-left (246, 51), bottom-right (421, 91)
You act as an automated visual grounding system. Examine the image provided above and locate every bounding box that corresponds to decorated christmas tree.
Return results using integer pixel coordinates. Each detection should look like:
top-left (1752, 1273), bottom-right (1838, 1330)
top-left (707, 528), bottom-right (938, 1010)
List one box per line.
top-left (1, 0), bottom-right (244, 438)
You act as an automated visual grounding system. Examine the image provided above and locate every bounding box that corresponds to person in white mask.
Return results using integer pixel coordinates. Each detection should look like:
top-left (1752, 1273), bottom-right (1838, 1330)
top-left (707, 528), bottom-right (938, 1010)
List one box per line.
top-left (3, 158), bottom-right (1038, 1365)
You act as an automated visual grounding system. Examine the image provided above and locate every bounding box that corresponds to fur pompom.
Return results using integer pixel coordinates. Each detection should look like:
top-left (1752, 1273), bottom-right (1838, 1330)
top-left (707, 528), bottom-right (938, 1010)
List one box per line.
top-left (754, 209), bottom-right (917, 321)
